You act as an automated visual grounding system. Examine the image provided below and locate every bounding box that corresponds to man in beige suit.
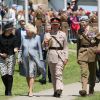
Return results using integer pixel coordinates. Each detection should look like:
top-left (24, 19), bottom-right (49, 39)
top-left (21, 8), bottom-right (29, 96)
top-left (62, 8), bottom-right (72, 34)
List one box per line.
top-left (43, 17), bottom-right (68, 97)
top-left (77, 16), bottom-right (100, 96)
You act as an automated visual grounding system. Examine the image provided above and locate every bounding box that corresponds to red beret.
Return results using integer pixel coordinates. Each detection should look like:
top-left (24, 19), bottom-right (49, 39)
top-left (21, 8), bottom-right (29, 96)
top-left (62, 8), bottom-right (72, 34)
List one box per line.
top-left (85, 11), bottom-right (91, 16)
top-left (50, 17), bottom-right (61, 24)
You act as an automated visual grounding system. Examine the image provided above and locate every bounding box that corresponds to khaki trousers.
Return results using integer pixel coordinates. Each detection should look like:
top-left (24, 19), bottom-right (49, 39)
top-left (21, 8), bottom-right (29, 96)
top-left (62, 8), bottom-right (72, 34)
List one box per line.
top-left (48, 58), bottom-right (64, 92)
top-left (79, 61), bottom-right (96, 91)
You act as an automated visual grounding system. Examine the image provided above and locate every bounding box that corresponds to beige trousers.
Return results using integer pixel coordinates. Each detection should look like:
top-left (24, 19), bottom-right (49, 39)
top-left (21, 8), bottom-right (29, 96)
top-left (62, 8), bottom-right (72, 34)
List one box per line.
top-left (48, 58), bottom-right (64, 92)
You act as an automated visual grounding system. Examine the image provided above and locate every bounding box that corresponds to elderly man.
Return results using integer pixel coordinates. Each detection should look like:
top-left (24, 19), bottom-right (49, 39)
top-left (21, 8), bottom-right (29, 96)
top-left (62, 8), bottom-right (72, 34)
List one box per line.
top-left (77, 16), bottom-right (100, 96)
top-left (43, 17), bottom-right (68, 97)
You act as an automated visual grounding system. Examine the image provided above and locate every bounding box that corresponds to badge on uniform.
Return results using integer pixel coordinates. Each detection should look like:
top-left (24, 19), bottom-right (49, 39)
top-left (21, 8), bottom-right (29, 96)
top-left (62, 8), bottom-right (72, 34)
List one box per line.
top-left (88, 32), bottom-right (96, 43)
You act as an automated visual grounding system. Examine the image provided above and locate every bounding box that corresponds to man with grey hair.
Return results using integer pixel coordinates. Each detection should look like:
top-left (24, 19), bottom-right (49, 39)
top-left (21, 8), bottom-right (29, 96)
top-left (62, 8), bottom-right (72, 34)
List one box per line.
top-left (77, 16), bottom-right (100, 96)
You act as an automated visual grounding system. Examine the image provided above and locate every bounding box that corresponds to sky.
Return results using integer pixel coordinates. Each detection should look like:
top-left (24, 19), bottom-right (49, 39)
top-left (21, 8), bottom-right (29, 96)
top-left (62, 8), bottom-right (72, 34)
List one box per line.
top-left (78, 5), bottom-right (97, 11)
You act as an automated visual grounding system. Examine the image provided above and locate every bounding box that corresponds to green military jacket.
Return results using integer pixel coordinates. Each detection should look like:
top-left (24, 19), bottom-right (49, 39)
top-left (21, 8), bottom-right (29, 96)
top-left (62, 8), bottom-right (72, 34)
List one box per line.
top-left (77, 26), bottom-right (100, 62)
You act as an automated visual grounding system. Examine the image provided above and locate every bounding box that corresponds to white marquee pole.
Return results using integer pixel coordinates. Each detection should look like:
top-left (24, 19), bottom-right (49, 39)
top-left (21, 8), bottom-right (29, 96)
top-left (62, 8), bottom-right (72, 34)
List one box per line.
top-left (25, 0), bottom-right (28, 23)
top-left (64, 0), bottom-right (67, 10)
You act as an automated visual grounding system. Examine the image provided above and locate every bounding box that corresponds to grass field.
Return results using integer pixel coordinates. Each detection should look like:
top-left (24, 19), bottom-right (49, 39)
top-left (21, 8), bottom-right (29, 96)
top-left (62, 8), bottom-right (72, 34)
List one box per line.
top-left (75, 92), bottom-right (100, 100)
top-left (1, 44), bottom-right (100, 100)
top-left (0, 44), bottom-right (80, 100)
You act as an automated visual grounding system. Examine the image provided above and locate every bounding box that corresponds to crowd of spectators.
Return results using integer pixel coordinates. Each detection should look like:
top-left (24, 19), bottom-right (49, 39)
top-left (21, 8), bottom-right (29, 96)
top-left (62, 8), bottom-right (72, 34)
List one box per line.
top-left (0, 0), bottom-right (99, 95)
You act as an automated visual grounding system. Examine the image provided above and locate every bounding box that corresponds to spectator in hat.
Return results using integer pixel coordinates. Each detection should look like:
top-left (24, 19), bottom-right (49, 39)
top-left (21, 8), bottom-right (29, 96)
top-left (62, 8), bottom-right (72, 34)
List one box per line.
top-left (8, 4), bottom-right (17, 27)
top-left (0, 22), bottom-right (18, 96)
top-left (18, 23), bottom-right (45, 97)
top-left (43, 17), bottom-right (68, 97)
top-left (15, 17), bottom-right (26, 49)
top-left (70, 0), bottom-right (78, 11)
top-left (17, 10), bottom-right (25, 23)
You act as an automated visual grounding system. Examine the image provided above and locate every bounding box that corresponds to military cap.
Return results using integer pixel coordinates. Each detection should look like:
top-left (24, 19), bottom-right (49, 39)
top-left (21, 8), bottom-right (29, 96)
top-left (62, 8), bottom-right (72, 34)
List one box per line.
top-left (50, 17), bottom-right (61, 24)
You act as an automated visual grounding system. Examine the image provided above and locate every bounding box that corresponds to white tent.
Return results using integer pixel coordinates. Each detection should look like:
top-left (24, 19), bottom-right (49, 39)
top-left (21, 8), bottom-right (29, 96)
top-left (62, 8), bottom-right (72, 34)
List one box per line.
top-left (78, 0), bottom-right (97, 6)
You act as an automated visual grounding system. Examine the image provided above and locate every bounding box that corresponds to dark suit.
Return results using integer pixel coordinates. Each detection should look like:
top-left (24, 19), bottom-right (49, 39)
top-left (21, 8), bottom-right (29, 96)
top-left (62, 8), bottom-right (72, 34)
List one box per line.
top-left (15, 28), bottom-right (25, 48)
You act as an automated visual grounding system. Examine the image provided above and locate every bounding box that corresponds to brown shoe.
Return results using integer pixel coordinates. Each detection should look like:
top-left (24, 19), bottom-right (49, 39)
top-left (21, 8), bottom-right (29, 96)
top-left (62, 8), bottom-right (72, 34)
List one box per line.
top-left (79, 90), bottom-right (87, 97)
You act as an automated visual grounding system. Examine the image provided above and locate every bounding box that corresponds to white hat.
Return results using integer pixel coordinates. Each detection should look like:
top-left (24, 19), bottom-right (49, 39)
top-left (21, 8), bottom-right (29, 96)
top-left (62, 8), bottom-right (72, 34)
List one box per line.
top-left (80, 16), bottom-right (89, 21)
top-left (18, 16), bottom-right (25, 22)
top-left (25, 23), bottom-right (37, 34)
top-left (12, 4), bottom-right (17, 8)
top-left (71, 0), bottom-right (76, 2)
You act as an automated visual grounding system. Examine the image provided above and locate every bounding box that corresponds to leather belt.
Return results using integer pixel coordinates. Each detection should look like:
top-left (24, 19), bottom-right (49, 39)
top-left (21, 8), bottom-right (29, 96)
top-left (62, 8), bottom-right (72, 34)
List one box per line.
top-left (81, 45), bottom-right (97, 48)
top-left (49, 47), bottom-right (63, 50)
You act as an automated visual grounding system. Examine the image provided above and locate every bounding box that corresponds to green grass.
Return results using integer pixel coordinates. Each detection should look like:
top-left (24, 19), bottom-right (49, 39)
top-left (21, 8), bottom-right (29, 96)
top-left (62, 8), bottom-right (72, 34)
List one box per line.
top-left (0, 96), bottom-right (11, 100)
top-left (75, 92), bottom-right (100, 100)
top-left (0, 44), bottom-right (80, 100)
top-left (68, 43), bottom-right (77, 50)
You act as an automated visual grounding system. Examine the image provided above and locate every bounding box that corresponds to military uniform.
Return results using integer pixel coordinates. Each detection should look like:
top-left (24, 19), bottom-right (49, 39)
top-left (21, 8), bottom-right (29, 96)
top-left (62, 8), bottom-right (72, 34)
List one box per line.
top-left (89, 14), bottom-right (98, 28)
top-left (77, 17), bottom-right (100, 96)
top-left (35, 8), bottom-right (45, 34)
top-left (43, 18), bottom-right (68, 97)
top-left (89, 14), bottom-right (100, 82)
top-left (60, 13), bottom-right (69, 34)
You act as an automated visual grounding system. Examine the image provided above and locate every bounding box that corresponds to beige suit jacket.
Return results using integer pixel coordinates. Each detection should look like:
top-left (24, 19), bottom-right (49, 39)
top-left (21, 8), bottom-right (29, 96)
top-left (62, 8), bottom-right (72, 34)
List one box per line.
top-left (43, 31), bottom-right (68, 63)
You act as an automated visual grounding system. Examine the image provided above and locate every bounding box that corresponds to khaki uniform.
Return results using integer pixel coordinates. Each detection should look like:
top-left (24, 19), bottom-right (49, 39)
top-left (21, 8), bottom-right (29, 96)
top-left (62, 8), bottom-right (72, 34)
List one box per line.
top-left (61, 22), bottom-right (69, 34)
top-left (35, 9), bottom-right (44, 34)
top-left (77, 26), bottom-right (100, 91)
top-left (60, 14), bottom-right (69, 34)
top-left (43, 30), bottom-right (68, 92)
top-left (89, 15), bottom-right (98, 28)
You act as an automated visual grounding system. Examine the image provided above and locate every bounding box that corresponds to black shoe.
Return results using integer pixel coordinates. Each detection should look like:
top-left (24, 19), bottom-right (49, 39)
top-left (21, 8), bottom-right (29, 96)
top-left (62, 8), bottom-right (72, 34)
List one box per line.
top-left (5, 91), bottom-right (12, 96)
top-left (54, 89), bottom-right (62, 98)
top-left (49, 79), bottom-right (52, 83)
top-left (89, 86), bottom-right (94, 96)
top-left (53, 91), bottom-right (57, 97)
top-left (39, 79), bottom-right (46, 84)
top-left (79, 90), bottom-right (87, 97)
top-left (95, 78), bottom-right (99, 83)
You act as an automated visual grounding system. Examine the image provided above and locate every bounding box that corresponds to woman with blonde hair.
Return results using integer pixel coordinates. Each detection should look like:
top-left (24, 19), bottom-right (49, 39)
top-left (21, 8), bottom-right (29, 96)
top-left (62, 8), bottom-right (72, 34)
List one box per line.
top-left (18, 23), bottom-right (44, 97)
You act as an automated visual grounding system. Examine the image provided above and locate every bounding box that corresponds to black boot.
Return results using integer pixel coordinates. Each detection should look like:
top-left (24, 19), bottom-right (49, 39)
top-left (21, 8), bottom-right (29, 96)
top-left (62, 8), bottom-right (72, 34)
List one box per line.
top-left (48, 66), bottom-right (52, 83)
top-left (53, 91), bottom-right (57, 97)
top-left (39, 78), bottom-right (46, 84)
top-left (1, 75), bottom-right (8, 95)
top-left (54, 89), bottom-right (62, 98)
top-left (7, 75), bottom-right (13, 96)
top-left (79, 90), bottom-right (87, 97)
top-left (89, 86), bottom-right (94, 96)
